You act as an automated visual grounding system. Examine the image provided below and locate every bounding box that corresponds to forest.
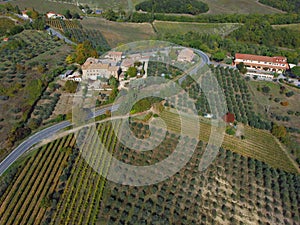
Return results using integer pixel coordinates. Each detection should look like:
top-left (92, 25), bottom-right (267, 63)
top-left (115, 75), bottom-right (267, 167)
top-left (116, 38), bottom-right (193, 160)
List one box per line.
top-left (229, 19), bottom-right (300, 49)
top-left (135, 0), bottom-right (209, 15)
top-left (259, 0), bottom-right (300, 13)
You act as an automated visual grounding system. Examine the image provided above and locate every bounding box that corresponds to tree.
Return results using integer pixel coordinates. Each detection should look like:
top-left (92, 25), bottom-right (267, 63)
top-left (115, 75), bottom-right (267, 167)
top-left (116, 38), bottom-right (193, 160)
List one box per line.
top-left (73, 12), bottom-right (80, 19)
top-left (65, 55), bottom-right (75, 64)
top-left (236, 62), bottom-right (247, 74)
top-left (28, 118), bottom-right (42, 130)
top-left (285, 91), bottom-right (294, 97)
top-left (291, 66), bottom-right (300, 77)
top-left (262, 86), bottom-right (270, 94)
top-left (271, 123), bottom-right (287, 140)
top-left (211, 51), bottom-right (226, 62)
top-left (64, 80), bottom-right (78, 93)
top-left (74, 41), bottom-right (98, 64)
top-left (63, 10), bottom-right (72, 19)
top-left (127, 67), bottom-right (137, 77)
top-left (103, 9), bottom-right (117, 21)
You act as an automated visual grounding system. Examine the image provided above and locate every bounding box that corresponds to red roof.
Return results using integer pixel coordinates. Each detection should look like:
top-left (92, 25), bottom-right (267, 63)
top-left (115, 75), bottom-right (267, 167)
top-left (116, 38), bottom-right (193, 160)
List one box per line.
top-left (235, 53), bottom-right (287, 63)
top-left (223, 113), bottom-right (235, 123)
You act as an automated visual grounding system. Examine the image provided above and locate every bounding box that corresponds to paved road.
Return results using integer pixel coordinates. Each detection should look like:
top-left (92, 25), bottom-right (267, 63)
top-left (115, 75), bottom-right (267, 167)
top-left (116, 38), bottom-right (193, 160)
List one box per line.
top-left (0, 48), bottom-right (210, 176)
top-left (0, 104), bottom-right (119, 176)
top-left (46, 27), bottom-right (76, 45)
top-left (178, 48), bottom-right (210, 84)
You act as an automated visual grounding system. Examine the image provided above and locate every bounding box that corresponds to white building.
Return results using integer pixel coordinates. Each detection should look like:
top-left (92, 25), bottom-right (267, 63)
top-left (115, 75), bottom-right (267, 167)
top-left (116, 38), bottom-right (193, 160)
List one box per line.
top-left (234, 53), bottom-right (290, 79)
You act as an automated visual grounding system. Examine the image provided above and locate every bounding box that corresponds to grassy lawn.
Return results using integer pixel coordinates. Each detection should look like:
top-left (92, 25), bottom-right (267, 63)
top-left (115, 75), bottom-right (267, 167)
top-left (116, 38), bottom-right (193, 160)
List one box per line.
top-left (153, 21), bottom-right (240, 37)
top-left (247, 80), bottom-right (300, 129)
top-left (201, 0), bottom-right (283, 14)
top-left (11, 0), bottom-right (81, 14)
top-left (80, 17), bottom-right (156, 47)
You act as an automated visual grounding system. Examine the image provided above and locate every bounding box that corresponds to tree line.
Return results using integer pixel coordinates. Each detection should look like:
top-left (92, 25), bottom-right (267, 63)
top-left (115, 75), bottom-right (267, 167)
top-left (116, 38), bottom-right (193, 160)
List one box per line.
top-left (159, 24), bottom-right (300, 64)
top-left (229, 19), bottom-right (300, 49)
top-left (259, 0), bottom-right (300, 13)
top-left (135, 0), bottom-right (209, 15)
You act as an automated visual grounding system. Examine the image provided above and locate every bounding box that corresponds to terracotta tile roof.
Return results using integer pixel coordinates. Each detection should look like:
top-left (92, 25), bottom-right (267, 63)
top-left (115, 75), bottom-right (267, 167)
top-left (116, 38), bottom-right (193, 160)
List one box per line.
top-left (223, 113), bottom-right (235, 123)
top-left (235, 53), bottom-right (287, 63)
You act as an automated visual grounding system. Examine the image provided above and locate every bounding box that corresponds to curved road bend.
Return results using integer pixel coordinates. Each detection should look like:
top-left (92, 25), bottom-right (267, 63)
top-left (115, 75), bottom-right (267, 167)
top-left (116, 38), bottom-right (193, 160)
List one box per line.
top-left (0, 104), bottom-right (119, 176)
top-left (0, 49), bottom-right (211, 176)
top-left (178, 49), bottom-right (210, 84)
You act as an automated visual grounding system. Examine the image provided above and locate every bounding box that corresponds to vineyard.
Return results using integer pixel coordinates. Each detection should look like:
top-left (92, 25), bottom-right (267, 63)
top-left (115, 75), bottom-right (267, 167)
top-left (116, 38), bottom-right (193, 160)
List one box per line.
top-left (0, 113), bottom-right (299, 224)
top-left (0, 134), bottom-right (76, 225)
top-left (99, 121), bottom-right (300, 224)
top-left (46, 19), bottom-right (81, 31)
top-left (158, 109), bottom-right (298, 173)
top-left (64, 28), bottom-right (110, 53)
top-left (11, 0), bottom-right (81, 14)
top-left (0, 120), bottom-right (121, 225)
top-left (45, 19), bottom-right (111, 53)
top-left (81, 17), bottom-right (156, 47)
top-left (153, 21), bottom-right (241, 37)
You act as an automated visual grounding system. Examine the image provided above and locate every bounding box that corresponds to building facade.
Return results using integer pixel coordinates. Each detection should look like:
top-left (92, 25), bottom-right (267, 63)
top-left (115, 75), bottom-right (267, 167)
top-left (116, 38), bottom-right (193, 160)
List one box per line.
top-left (234, 53), bottom-right (290, 79)
top-left (82, 58), bottom-right (119, 81)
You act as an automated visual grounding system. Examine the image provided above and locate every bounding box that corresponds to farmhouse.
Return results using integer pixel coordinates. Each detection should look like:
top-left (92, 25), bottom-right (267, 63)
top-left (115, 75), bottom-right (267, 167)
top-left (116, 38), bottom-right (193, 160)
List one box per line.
top-left (177, 48), bottom-right (195, 62)
top-left (82, 58), bottom-right (120, 80)
top-left (234, 53), bottom-right (290, 79)
top-left (21, 10), bottom-right (29, 19)
top-left (105, 51), bottom-right (123, 62)
top-left (46, 12), bottom-right (65, 19)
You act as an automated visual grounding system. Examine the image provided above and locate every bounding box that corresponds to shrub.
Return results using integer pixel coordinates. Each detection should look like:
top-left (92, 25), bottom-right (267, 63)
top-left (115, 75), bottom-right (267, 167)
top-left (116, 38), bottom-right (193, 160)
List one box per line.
top-left (285, 91), bottom-right (294, 97)
top-left (274, 98), bottom-right (280, 103)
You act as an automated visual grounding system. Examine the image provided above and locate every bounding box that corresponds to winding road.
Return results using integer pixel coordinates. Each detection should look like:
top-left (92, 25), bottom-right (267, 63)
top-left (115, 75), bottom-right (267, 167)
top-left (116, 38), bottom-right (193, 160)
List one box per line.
top-left (0, 48), bottom-right (211, 176)
top-left (0, 104), bottom-right (119, 176)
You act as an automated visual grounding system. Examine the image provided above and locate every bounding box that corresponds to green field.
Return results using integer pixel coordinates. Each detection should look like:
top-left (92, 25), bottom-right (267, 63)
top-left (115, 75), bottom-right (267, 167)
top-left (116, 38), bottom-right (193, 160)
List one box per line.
top-left (272, 23), bottom-right (300, 31)
top-left (202, 0), bottom-right (283, 14)
top-left (11, 0), bottom-right (81, 14)
top-left (153, 20), bottom-right (241, 37)
top-left (80, 17), bottom-right (156, 47)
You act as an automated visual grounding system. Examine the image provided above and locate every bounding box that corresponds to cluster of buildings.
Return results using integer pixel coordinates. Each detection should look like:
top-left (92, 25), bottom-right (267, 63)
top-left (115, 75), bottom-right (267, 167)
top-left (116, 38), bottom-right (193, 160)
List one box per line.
top-left (46, 11), bottom-right (66, 20)
top-left (234, 53), bottom-right (290, 80)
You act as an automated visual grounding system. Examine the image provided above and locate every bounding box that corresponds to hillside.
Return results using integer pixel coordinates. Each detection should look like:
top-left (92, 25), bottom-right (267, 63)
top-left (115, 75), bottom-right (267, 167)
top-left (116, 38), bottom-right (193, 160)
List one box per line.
top-left (201, 0), bottom-right (283, 14)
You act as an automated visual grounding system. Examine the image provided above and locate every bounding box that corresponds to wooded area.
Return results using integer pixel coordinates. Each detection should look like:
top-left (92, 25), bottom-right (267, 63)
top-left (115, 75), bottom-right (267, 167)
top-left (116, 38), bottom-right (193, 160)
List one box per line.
top-left (259, 0), bottom-right (300, 13)
top-left (135, 0), bottom-right (209, 15)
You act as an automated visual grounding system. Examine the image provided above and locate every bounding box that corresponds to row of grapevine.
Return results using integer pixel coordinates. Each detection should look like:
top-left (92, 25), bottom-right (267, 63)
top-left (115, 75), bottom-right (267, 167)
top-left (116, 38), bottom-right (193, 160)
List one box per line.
top-left (97, 121), bottom-right (300, 224)
top-left (158, 109), bottom-right (298, 173)
top-left (46, 19), bottom-right (81, 31)
top-left (63, 28), bottom-right (110, 53)
top-left (0, 134), bottom-right (76, 225)
top-left (50, 120), bottom-right (120, 225)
